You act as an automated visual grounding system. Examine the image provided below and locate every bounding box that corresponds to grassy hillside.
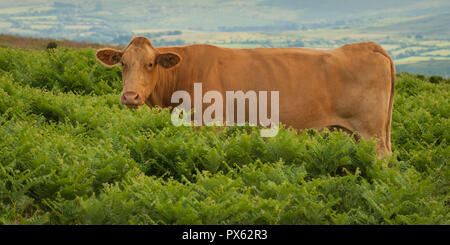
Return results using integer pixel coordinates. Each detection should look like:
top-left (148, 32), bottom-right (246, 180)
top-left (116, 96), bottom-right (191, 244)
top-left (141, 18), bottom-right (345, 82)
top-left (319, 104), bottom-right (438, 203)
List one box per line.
top-left (0, 34), bottom-right (120, 50)
top-left (0, 47), bottom-right (448, 224)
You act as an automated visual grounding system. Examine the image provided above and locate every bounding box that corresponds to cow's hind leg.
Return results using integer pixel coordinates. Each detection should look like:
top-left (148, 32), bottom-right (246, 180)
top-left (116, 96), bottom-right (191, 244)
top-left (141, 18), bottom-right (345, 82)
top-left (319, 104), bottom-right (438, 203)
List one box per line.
top-left (323, 124), bottom-right (388, 158)
top-left (348, 118), bottom-right (389, 158)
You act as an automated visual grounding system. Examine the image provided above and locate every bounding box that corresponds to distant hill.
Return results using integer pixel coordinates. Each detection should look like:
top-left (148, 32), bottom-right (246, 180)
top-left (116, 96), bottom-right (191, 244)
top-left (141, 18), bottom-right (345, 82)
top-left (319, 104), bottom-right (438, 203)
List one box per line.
top-left (0, 0), bottom-right (448, 43)
top-left (397, 60), bottom-right (450, 78)
top-left (366, 13), bottom-right (450, 39)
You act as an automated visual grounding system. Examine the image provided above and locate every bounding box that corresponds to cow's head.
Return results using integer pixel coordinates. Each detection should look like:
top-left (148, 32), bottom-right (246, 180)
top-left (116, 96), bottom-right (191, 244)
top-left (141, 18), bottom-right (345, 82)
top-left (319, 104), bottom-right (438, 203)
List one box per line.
top-left (96, 36), bottom-right (181, 108)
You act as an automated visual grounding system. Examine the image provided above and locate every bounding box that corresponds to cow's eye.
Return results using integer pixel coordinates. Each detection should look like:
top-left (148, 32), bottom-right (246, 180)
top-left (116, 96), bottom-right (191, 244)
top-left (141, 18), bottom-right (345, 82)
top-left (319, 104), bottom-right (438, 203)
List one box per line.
top-left (148, 63), bottom-right (153, 67)
top-left (120, 62), bottom-right (125, 66)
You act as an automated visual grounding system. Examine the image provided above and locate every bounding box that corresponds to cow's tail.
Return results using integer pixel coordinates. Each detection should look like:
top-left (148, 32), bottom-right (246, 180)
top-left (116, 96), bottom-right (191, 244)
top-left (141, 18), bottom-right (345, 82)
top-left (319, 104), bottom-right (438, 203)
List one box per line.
top-left (373, 45), bottom-right (395, 153)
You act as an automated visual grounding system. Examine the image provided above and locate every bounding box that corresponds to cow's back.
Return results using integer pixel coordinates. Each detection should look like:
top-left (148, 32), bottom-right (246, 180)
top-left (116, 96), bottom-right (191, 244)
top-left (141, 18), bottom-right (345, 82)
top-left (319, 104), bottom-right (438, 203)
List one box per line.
top-left (167, 43), bottom-right (388, 93)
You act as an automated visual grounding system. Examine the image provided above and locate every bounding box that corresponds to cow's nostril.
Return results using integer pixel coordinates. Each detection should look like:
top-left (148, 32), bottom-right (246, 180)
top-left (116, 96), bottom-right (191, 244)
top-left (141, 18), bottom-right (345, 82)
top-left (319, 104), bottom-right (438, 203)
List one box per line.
top-left (122, 92), bottom-right (141, 105)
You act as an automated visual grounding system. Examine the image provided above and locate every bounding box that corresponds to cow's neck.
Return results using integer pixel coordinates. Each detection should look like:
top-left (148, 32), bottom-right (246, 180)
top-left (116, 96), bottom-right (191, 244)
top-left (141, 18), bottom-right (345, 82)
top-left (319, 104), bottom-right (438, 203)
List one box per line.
top-left (146, 45), bottom-right (210, 108)
top-left (146, 66), bottom-right (179, 107)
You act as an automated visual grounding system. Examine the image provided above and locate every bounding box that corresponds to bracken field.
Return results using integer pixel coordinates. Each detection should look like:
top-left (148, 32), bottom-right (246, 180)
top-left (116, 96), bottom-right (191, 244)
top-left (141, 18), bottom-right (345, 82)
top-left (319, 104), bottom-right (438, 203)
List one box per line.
top-left (0, 47), bottom-right (448, 224)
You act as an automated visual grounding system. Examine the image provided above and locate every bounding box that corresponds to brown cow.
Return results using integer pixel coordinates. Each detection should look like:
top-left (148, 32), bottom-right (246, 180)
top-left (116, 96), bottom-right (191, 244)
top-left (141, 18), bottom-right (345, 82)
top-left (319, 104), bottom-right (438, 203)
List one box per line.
top-left (96, 36), bottom-right (395, 156)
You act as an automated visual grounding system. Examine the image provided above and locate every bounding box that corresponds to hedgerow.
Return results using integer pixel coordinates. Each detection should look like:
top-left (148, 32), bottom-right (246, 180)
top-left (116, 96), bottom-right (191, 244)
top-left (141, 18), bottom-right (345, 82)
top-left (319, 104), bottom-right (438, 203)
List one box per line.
top-left (0, 46), bottom-right (448, 224)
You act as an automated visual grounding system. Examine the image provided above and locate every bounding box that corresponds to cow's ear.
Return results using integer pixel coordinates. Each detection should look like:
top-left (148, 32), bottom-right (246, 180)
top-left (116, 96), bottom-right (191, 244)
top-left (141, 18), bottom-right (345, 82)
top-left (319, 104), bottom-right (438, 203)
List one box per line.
top-left (96, 48), bottom-right (122, 67)
top-left (156, 52), bottom-right (181, 69)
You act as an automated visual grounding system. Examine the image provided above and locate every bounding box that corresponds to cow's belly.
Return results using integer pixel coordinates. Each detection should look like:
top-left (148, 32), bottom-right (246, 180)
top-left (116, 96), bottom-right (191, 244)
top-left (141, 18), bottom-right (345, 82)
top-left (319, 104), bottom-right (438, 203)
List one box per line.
top-left (215, 60), bottom-right (338, 129)
top-left (203, 77), bottom-right (338, 130)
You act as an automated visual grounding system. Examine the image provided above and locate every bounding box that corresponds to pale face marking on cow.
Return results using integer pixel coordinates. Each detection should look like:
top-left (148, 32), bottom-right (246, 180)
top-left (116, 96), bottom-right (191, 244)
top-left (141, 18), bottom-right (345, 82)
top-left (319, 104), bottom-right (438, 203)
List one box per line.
top-left (95, 37), bottom-right (181, 109)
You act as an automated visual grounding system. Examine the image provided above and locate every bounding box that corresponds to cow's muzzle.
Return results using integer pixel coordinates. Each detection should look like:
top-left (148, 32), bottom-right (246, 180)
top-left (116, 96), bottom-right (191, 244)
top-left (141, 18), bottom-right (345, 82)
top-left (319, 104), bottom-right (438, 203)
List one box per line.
top-left (121, 91), bottom-right (144, 108)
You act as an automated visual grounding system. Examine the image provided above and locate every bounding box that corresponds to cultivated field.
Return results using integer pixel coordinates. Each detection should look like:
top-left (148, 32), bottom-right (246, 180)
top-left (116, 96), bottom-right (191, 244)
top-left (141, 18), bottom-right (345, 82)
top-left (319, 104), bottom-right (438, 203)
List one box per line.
top-left (0, 46), bottom-right (448, 224)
